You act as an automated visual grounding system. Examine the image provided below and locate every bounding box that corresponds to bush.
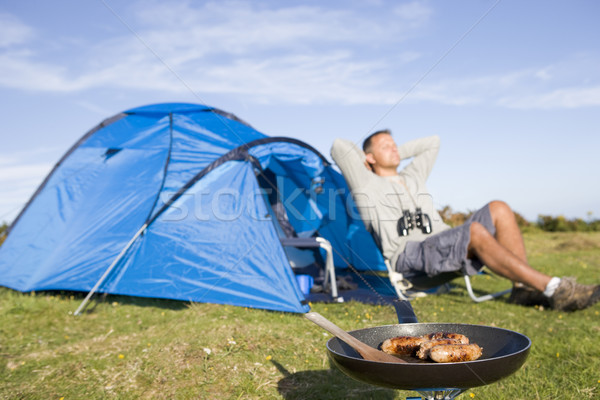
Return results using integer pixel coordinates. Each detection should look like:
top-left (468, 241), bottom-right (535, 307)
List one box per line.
top-left (438, 205), bottom-right (472, 227)
top-left (537, 214), bottom-right (600, 232)
top-left (438, 205), bottom-right (530, 229)
top-left (439, 206), bottom-right (599, 233)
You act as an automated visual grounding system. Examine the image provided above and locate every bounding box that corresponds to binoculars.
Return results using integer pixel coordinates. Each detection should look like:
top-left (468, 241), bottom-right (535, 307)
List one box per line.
top-left (397, 208), bottom-right (432, 236)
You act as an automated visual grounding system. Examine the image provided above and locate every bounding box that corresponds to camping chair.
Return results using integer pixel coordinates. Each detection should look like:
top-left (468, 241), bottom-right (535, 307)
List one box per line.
top-left (464, 272), bottom-right (512, 302)
top-left (257, 168), bottom-right (343, 301)
top-left (280, 236), bottom-right (340, 300)
top-left (389, 263), bottom-right (512, 302)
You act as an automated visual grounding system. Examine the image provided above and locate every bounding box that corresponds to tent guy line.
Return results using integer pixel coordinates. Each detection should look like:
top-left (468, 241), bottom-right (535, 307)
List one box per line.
top-left (98, 0), bottom-right (251, 149)
top-left (356, 0), bottom-right (504, 147)
top-left (333, 0), bottom-right (505, 167)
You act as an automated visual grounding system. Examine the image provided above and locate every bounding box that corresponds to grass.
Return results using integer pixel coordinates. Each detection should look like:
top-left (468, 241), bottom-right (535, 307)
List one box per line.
top-left (1, 231), bottom-right (599, 399)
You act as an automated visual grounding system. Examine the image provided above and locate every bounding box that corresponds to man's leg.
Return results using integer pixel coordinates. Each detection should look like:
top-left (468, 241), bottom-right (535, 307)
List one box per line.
top-left (467, 204), bottom-right (600, 311)
top-left (487, 200), bottom-right (527, 264)
top-left (486, 200), bottom-right (543, 302)
top-left (467, 221), bottom-right (551, 292)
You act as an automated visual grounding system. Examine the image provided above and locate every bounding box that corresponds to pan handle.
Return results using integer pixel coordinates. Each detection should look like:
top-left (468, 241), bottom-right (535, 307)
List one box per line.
top-left (392, 300), bottom-right (419, 324)
top-left (304, 312), bottom-right (406, 363)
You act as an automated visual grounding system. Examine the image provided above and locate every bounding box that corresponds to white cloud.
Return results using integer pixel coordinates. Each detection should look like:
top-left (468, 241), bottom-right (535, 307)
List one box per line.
top-left (393, 1), bottom-right (433, 26)
top-left (0, 13), bottom-right (34, 48)
top-left (0, 2), bottom-right (598, 110)
top-left (0, 163), bottom-right (50, 183)
top-left (0, 2), bottom-right (425, 102)
top-left (0, 162), bottom-right (53, 223)
top-left (0, 52), bottom-right (73, 91)
top-left (0, 148), bottom-right (58, 223)
top-left (404, 63), bottom-right (600, 110)
top-left (498, 86), bottom-right (600, 109)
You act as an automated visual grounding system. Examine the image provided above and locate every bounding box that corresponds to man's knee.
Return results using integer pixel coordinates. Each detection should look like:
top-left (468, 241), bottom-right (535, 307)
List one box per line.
top-left (488, 200), bottom-right (514, 221)
top-left (468, 222), bottom-right (493, 257)
top-left (470, 221), bottom-right (492, 243)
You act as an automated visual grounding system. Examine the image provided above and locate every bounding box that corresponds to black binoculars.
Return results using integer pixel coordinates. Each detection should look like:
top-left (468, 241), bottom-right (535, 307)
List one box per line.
top-left (397, 208), bottom-right (432, 236)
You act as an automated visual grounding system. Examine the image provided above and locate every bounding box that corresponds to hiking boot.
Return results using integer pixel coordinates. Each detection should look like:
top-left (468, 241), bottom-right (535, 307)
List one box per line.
top-left (550, 277), bottom-right (600, 312)
top-left (508, 285), bottom-right (550, 307)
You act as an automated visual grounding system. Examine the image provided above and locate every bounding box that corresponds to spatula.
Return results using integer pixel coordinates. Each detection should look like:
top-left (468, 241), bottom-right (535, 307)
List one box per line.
top-left (305, 311), bottom-right (407, 364)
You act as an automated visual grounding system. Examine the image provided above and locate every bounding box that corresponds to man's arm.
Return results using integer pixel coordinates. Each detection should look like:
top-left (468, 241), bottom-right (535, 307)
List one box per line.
top-left (397, 135), bottom-right (440, 183)
top-left (330, 138), bottom-right (373, 191)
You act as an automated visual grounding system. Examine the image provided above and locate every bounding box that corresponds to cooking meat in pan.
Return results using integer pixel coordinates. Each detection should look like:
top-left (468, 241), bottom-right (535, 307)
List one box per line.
top-left (381, 332), bottom-right (483, 363)
top-left (429, 343), bottom-right (483, 363)
top-left (422, 332), bottom-right (469, 344)
top-left (380, 335), bottom-right (426, 356)
top-left (416, 338), bottom-right (459, 360)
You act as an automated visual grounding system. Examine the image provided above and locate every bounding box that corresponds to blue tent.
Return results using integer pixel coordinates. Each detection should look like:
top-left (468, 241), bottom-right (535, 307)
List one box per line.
top-left (0, 103), bottom-right (388, 313)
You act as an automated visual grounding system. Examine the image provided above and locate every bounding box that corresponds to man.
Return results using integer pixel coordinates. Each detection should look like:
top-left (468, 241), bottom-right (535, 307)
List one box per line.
top-left (331, 130), bottom-right (600, 311)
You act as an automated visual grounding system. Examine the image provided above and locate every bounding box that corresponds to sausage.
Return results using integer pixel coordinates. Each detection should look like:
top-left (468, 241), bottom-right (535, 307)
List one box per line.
top-left (429, 343), bottom-right (483, 363)
top-left (416, 339), bottom-right (459, 360)
top-left (422, 332), bottom-right (469, 344)
top-left (380, 336), bottom-right (427, 356)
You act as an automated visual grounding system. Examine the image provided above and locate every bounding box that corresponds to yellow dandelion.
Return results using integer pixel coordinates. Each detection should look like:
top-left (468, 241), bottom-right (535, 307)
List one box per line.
top-left (548, 328), bottom-right (553, 333)
top-left (558, 314), bottom-right (563, 319)
top-left (266, 355), bottom-right (272, 361)
top-left (147, 343), bottom-right (151, 347)
top-left (470, 393), bottom-right (475, 398)
top-left (440, 307), bottom-right (444, 312)
top-left (60, 398), bottom-right (65, 400)
top-left (161, 311), bottom-right (165, 316)
top-left (556, 353), bottom-right (559, 358)
top-left (64, 335), bottom-right (69, 340)
top-left (118, 354), bottom-right (125, 359)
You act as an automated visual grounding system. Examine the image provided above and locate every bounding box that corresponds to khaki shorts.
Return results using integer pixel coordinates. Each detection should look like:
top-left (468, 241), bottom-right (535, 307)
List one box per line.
top-left (395, 204), bottom-right (495, 280)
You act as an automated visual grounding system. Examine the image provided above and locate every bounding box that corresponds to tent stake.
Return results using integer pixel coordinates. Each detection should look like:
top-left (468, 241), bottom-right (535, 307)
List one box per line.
top-left (74, 223), bottom-right (148, 316)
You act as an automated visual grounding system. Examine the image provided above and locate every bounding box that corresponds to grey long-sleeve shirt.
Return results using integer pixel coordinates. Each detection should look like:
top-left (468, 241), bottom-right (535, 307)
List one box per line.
top-left (331, 135), bottom-right (450, 268)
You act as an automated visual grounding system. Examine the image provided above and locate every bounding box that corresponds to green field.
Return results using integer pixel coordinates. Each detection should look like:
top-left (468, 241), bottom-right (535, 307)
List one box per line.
top-left (1, 231), bottom-right (599, 399)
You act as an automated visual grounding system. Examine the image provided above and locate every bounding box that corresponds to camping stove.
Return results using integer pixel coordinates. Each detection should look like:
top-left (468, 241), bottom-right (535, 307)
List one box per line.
top-left (406, 388), bottom-right (464, 399)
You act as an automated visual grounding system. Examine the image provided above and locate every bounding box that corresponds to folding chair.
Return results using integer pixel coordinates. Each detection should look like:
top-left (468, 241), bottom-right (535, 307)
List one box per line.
top-left (257, 168), bottom-right (343, 301)
top-left (280, 236), bottom-right (342, 301)
top-left (388, 266), bottom-right (512, 302)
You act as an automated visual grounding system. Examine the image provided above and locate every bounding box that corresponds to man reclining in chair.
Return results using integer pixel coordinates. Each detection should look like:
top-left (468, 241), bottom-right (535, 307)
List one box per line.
top-left (331, 130), bottom-right (600, 311)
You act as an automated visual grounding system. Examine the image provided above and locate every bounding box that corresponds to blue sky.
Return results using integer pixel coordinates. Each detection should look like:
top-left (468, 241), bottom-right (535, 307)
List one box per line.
top-left (1, 0), bottom-right (599, 224)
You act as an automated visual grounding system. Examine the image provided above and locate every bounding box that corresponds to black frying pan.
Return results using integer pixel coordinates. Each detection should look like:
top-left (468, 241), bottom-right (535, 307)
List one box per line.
top-left (325, 301), bottom-right (531, 390)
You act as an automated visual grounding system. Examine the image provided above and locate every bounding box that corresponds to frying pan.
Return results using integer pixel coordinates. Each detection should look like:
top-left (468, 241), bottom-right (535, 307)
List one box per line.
top-left (325, 301), bottom-right (531, 390)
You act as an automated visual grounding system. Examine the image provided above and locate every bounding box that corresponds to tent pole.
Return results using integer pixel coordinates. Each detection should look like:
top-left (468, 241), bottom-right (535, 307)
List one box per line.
top-left (73, 223), bottom-right (148, 316)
